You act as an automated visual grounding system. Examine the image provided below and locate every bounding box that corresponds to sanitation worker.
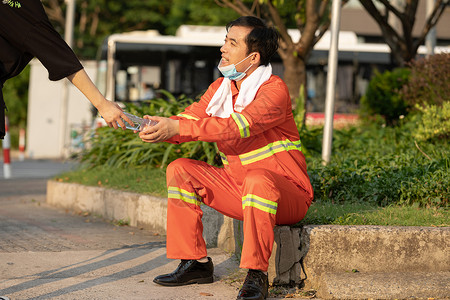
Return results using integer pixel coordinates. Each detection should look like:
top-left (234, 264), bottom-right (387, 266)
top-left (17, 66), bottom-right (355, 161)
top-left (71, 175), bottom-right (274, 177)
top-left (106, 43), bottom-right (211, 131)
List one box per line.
top-left (139, 16), bottom-right (313, 300)
top-left (0, 0), bottom-right (131, 140)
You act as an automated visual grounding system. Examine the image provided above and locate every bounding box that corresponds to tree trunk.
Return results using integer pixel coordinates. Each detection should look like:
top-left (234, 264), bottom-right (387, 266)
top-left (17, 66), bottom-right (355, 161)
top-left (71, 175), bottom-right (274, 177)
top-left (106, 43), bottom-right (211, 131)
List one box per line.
top-left (280, 49), bottom-right (308, 126)
top-left (282, 52), bottom-right (307, 107)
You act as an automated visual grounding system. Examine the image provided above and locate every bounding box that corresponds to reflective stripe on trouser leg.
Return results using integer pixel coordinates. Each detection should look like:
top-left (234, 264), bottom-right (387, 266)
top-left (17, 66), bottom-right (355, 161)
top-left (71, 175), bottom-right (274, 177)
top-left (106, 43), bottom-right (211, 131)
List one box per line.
top-left (239, 169), bottom-right (278, 271)
top-left (239, 169), bottom-right (311, 271)
top-left (165, 158), bottom-right (243, 260)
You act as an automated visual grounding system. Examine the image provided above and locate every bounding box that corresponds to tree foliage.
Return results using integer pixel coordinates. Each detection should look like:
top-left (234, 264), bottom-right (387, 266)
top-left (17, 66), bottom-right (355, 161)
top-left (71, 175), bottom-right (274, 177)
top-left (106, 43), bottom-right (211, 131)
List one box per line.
top-left (41, 0), bottom-right (239, 59)
top-left (2, 65), bottom-right (30, 128)
top-left (400, 53), bottom-right (450, 108)
top-left (42, 0), bottom-right (173, 58)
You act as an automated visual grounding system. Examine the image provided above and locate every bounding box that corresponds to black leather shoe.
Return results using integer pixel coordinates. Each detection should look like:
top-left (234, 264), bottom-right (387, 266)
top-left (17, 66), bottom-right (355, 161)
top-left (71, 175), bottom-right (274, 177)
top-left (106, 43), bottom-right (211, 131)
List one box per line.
top-left (153, 257), bottom-right (214, 286)
top-left (236, 269), bottom-right (269, 300)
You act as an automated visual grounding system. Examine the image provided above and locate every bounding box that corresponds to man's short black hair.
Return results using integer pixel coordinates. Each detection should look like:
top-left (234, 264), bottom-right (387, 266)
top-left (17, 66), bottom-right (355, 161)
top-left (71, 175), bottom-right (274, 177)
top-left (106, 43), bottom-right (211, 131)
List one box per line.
top-left (226, 16), bottom-right (279, 66)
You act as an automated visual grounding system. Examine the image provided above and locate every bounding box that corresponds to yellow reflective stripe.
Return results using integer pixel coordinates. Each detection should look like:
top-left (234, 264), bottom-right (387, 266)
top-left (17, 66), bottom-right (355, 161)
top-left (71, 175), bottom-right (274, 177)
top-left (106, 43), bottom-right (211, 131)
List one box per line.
top-left (177, 113), bottom-right (199, 120)
top-left (168, 186), bottom-right (202, 206)
top-left (219, 151), bottom-right (229, 165)
top-left (242, 194), bottom-right (277, 215)
top-left (231, 113), bottom-right (250, 138)
top-left (239, 139), bottom-right (302, 165)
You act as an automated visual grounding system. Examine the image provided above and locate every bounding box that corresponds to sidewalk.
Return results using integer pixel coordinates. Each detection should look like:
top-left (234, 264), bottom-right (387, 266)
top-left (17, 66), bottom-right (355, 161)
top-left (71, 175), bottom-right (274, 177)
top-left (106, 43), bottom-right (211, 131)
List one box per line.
top-left (0, 193), bottom-right (247, 300)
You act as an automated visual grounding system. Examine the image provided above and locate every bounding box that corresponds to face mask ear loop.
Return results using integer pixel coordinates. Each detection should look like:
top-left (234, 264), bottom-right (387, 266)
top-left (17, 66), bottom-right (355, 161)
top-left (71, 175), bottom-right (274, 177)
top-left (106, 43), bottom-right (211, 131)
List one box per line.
top-left (243, 63), bottom-right (253, 73)
top-left (235, 52), bottom-right (256, 67)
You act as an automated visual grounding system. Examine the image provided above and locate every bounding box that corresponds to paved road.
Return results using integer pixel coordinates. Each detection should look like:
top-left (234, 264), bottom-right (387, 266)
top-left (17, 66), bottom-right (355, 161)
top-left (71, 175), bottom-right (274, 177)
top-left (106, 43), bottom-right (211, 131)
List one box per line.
top-left (0, 159), bottom-right (77, 196)
top-left (0, 160), bottom-right (250, 299)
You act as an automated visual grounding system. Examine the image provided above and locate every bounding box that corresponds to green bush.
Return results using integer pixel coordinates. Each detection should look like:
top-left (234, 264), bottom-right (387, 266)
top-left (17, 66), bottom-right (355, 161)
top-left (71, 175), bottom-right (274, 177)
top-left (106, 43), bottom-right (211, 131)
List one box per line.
top-left (79, 91), bottom-right (221, 168)
top-left (2, 65), bottom-right (30, 148)
top-left (360, 68), bottom-right (410, 126)
top-left (306, 120), bottom-right (449, 208)
top-left (400, 53), bottom-right (450, 108)
top-left (412, 101), bottom-right (450, 142)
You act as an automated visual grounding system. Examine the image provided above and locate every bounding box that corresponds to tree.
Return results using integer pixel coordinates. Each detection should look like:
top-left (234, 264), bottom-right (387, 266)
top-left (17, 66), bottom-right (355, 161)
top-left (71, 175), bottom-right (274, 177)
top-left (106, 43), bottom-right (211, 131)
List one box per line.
top-left (215, 0), bottom-right (348, 105)
top-left (42, 0), bottom-right (173, 58)
top-left (359, 0), bottom-right (449, 66)
top-left (41, 0), bottom-right (239, 58)
top-left (2, 66), bottom-right (30, 129)
top-left (164, 0), bottom-right (240, 34)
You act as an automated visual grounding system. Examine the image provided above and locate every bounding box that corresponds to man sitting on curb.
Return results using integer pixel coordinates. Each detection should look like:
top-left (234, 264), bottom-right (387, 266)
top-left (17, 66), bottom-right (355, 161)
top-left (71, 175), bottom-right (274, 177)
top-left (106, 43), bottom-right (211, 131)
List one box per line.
top-left (138, 16), bottom-right (313, 300)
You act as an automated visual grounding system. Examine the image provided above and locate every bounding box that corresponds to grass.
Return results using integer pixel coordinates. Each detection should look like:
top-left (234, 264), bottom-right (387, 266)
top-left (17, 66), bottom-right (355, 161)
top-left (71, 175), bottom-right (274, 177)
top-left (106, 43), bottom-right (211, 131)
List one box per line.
top-left (55, 164), bottom-right (449, 227)
top-left (298, 201), bottom-right (449, 227)
top-left (55, 165), bottom-right (167, 197)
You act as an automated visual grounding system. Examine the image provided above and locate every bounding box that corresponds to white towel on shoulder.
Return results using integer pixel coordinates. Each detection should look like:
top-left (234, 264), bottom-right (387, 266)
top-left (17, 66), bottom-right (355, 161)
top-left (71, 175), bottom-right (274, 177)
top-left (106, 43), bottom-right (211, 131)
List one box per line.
top-left (206, 64), bottom-right (272, 118)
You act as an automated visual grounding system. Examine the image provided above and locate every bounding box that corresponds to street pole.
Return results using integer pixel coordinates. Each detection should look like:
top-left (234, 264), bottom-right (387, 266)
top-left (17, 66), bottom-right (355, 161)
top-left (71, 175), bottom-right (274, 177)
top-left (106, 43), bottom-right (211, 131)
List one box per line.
top-left (2, 116), bottom-right (11, 179)
top-left (321, 0), bottom-right (342, 164)
top-left (426, 0), bottom-right (436, 57)
top-left (59, 0), bottom-right (76, 158)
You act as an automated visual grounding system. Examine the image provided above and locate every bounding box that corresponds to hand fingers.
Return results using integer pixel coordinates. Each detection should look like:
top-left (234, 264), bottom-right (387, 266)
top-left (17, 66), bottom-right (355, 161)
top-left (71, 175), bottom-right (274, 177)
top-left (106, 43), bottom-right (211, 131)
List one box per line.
top-left (120, 113), bottom-right (133, 128)
top-left (109, 121), bottom-right (118, 129)
top-left (116, 119), bottom-right (126, 130)
top-left (141, 122), bottom-right (160, 134)
top-left (143, 115), bottom-right (162, 121)
top-left (140, 129), bottom-right (164, 143)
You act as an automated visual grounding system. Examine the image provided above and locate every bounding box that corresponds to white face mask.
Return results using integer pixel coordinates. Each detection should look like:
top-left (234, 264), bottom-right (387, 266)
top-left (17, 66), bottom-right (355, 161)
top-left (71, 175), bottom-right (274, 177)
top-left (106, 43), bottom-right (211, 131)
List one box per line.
top-left (217, 53), bottom-right (254, 81)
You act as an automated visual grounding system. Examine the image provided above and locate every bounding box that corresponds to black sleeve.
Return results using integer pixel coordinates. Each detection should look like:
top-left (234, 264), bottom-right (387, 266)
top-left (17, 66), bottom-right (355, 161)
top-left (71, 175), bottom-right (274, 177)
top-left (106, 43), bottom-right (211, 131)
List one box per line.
top-left (0, 0), bottom-right (83, 81)
top-left (25, 21), bottom-right (84, 81)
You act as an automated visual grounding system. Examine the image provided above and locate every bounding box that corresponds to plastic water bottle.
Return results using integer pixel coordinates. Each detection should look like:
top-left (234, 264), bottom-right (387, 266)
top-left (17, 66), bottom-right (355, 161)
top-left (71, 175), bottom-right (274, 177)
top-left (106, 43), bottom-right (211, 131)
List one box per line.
top-left (120, 112), bottom-right (158, 131)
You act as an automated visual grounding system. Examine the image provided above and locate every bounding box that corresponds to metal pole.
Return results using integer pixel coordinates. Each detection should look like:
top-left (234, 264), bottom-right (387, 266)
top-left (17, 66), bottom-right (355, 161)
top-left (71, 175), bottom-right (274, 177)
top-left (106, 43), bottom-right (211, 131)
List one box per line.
top-left (2, 116), bottom-right (11, 179)
top-left (106, 38), bottom-right (116, 101)
top-left (426, 0), bottom-right (436, 57)
top-left (321, 0), bottom-right (342, 164)
top-left (59, 0), bottom-right (76, 158)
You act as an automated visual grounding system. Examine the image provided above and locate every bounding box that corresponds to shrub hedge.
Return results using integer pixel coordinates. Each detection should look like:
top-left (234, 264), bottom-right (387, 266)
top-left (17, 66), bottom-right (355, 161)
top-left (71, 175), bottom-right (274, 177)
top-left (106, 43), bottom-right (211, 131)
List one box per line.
top-left (78, 84), bottom-right (448, 208)
top-left (360, 68), bottom-right (410, 126)
top-left (401, 53), bottom-right (450, 108)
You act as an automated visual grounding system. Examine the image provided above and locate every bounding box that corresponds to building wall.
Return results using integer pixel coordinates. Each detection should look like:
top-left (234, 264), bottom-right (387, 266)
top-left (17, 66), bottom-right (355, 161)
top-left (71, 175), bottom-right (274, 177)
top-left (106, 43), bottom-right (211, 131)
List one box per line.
top-left (26, 60), bottom-right (96, 159)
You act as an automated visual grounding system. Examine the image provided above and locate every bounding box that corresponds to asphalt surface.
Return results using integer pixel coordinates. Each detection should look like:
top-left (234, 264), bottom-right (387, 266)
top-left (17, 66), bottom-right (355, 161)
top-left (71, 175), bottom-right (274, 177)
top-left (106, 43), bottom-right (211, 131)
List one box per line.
top-left (0, 159), bottom-right (77, 196)
top-left (0, 160), bottom-right (248, 299)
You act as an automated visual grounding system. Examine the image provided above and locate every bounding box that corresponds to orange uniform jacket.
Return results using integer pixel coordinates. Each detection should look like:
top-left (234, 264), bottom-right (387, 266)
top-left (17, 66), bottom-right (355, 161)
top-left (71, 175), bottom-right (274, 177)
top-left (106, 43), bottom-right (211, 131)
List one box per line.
top-left (165, 75), bottom-right (313, 271)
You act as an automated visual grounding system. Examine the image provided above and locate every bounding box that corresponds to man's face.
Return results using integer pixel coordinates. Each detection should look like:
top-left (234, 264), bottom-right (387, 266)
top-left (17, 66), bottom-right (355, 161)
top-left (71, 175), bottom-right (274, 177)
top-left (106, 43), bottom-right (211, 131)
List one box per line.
top-left (220, 25), bottom-right (253, 72)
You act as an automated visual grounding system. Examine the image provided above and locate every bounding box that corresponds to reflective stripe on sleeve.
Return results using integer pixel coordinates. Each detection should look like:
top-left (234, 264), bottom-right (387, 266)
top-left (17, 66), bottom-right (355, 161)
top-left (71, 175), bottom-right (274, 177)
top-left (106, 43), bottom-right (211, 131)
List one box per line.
top-left (239, 139), bottom-right (302, 165)
top-left (219, 151), bottom-right (229, 165)
top-left (177, 113), bottom-right (200, 120)
top-left (231, 113), bottom-right (250, 138)
top-left (242, 194), bottom-right (277, 215)
top-left (168, 186), bottom-right (202, 206)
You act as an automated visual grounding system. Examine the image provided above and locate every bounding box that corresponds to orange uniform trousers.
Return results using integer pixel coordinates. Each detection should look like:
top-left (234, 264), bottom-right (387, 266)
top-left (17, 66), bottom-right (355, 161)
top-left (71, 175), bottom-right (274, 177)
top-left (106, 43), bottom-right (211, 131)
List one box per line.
top-left (165, 157), bottom-right (310, 271)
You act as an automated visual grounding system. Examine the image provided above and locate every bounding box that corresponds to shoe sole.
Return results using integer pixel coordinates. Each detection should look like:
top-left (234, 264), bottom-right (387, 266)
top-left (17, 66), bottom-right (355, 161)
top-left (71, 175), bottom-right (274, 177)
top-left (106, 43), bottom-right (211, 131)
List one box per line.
top-left (153, 276), bottom-right (214, 287)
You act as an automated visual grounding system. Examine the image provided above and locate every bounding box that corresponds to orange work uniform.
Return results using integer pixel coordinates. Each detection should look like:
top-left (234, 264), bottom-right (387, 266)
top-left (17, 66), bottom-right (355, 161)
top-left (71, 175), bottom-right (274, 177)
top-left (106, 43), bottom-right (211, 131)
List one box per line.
top-left (165, 75), bottom-right (313, 271)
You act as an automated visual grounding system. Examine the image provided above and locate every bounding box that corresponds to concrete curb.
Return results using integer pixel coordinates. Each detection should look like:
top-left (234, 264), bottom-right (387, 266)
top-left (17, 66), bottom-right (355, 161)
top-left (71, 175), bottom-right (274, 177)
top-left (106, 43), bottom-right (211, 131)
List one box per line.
top-left (47, 181), bottom-right (450, 299)
top-left (268, 225), bottom-right (450, 299)
top-left (46, 180), bottom-right (239, 252)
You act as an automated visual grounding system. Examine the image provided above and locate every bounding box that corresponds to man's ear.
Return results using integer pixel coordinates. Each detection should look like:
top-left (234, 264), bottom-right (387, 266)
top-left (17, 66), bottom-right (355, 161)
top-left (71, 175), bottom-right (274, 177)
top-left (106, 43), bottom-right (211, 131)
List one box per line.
top-left (250, 52), bottom-right (261, 65)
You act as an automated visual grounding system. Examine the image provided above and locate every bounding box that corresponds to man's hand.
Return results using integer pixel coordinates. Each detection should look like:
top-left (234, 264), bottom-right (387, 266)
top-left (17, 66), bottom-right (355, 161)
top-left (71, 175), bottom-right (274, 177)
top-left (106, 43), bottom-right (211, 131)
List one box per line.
top-left (139, 116), bottom-right (179, 143)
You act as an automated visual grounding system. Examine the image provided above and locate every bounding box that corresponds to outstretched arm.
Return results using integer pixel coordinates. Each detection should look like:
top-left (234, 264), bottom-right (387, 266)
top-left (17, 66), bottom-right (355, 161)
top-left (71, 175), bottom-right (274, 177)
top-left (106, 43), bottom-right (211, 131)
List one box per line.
top-left (67, 69), bottom-right (132, 129)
